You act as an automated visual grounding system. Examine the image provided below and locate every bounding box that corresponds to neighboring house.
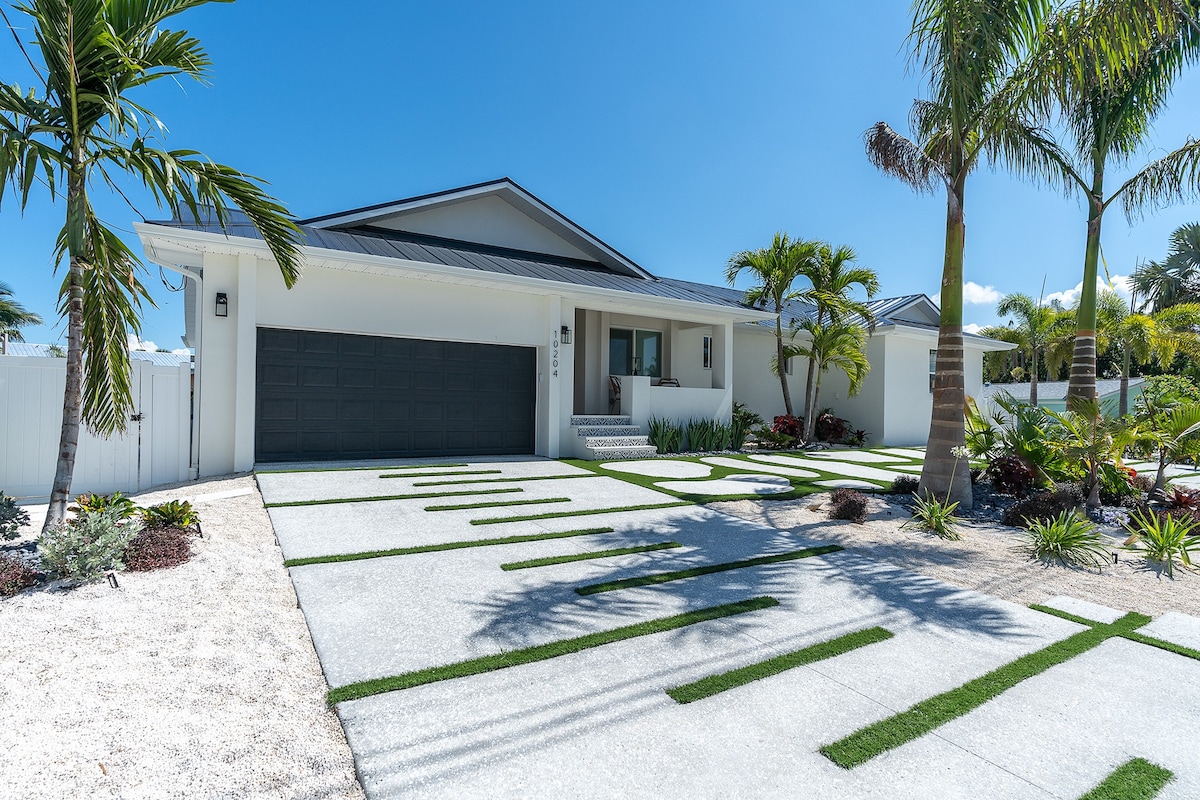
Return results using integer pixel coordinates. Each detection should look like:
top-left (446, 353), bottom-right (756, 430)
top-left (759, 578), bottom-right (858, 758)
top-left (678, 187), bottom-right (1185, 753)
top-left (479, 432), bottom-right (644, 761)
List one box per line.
top-left (134, 178), bottom-right (1012, 475)
top-left (979, 378), bottom-right (1145, 417)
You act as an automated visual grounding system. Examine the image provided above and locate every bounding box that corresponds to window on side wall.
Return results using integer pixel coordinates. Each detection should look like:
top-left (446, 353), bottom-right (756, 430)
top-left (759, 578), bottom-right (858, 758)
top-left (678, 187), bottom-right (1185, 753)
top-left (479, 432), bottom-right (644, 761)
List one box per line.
top-left (785, 357), bottom-right (793, 375)
top-left (703, 336), bottom-right (713, 369)
top-left (929, 349), bottom-right (937, 392)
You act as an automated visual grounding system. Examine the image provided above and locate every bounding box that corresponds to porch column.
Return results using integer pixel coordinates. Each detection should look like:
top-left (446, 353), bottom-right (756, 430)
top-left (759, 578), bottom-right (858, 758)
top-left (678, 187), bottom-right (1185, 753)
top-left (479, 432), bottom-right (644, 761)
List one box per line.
top-left (711, 320), bottom-right (734, 420)
top-left (232, 252), bottom-right (258, 472)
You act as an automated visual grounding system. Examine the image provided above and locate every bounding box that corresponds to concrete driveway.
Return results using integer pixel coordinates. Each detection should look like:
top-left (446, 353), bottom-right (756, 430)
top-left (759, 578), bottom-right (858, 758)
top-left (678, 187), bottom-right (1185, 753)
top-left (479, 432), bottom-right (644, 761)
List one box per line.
top-left (259, 457), bottom-right (1200, 799)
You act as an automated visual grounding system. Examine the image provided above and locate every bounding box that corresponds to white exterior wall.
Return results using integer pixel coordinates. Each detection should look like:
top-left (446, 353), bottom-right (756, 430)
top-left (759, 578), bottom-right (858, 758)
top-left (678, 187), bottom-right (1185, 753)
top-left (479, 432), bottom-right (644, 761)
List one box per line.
top-left (880, 333), bottom-right (937, 446)
top-left (0, 355), bottom-right (191, 500)
top-left (815, 335), bottom-right (888, 443)
top-left (732, 327), bottom-right (810, 424)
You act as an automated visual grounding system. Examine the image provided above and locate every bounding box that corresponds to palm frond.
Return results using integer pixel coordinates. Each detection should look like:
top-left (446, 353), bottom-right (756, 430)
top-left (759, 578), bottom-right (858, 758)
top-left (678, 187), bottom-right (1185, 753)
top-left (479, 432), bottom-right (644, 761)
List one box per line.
top-left (1113, 139), bottom-right (1200, 220)
top-left (863, 120), bottom-right (943, 193)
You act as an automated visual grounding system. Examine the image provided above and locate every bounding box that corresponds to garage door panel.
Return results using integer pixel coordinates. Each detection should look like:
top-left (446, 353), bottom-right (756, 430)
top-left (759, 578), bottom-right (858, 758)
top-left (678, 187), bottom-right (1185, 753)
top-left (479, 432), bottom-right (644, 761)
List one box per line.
top-left (256, 329), bottom-right (535, 461)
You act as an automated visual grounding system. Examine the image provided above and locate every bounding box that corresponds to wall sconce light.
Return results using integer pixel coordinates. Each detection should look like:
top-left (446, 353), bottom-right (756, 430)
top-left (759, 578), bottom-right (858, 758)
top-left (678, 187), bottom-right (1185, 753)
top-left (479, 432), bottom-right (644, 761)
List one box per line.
top-left (215, 292), bottom-right (229, 317)
top-left (560, 325), bottom-right (572, 345)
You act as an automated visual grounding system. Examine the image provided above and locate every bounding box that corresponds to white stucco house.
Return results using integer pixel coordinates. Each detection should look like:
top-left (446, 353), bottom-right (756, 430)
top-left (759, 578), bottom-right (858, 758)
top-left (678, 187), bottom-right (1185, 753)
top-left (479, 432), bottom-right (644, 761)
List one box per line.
top-left (134, 179), bottom-right (1012, 476)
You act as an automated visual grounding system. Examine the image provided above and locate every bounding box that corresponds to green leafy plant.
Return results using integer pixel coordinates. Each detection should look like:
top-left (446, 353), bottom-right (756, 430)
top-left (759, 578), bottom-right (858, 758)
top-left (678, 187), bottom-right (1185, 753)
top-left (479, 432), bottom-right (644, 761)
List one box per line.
top-left (0, 492), bottom-right (31, 541)
top-left (1018, 511), bottom-right (1110, 571)
top-left (904, 491), bottom-right (962, 540)
top-left (685, 418), bottom-right (731, 452)
top-left (647, 417), bottom-right (684, 455)
top-left (141, 500), bottom-right (200, 530)
top-left (1125, 510), bottom-right (1199, 577)
top-left (752, 425), bottom-right (795, 450)
top-left (0, 553), bottom-right (37, 597)
top-left (37, 508), bottom-right (141, 582)
top-left (730, 403), bottom-right (762, 450)
top-left (68, 491), bottom-right (139, 522)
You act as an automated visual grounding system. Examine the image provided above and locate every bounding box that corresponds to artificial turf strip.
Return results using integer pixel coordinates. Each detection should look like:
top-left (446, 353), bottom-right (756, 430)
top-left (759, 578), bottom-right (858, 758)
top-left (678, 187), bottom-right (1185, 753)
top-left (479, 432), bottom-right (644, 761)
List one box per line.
top-left (264, 488), bottom-right (522, 508)
top-left (325, 595), bottom-right (782, 704)
top-left (470, 501), bottom-right (693, 525)
top-left (499, 541), bottom-right (683, 571)
top-left (820, 612), bottom-right (1152, 770)
top-left (257, 463), bottom-right (469, 474)
top-left (411, 474), bottom-right (599, 487)
top-left (425, 496), bottom-right (571, 512)
top-left (666, 626), bottom-right (894, 704)
top-left (282, 527), bottom-right (615, 567)
top-left (574, 544), bottom-right (844, 596)
top-left (1078, 758), bottom-right (1174, 800)
top-left (1031, 605), bottom-right (1200, 663)
top-left (379, 469), bottom-right (504, 479)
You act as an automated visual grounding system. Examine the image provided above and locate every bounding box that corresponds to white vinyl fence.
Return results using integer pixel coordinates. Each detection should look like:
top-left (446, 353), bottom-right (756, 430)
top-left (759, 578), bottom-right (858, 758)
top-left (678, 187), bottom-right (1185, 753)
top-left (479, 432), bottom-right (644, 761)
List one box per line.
top-left (0, 355), bottom-right (192, 501)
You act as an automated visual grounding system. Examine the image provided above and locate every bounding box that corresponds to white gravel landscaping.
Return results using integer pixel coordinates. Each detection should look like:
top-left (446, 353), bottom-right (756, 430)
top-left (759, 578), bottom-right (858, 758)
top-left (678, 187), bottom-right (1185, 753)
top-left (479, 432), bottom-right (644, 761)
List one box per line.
top-left (0, 475), bottom-right (363, 800)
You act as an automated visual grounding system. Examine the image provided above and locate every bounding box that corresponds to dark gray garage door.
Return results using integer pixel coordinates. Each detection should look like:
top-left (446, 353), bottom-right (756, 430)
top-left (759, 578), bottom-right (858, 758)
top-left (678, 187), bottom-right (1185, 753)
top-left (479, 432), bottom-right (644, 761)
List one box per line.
top-left (255, 328), bottom-right (536, 462)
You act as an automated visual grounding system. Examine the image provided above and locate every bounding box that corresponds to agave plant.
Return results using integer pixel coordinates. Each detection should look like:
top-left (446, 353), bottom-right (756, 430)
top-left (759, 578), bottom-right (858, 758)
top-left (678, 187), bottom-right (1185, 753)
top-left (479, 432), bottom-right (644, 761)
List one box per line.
top-left (647, 417), bottom-right (684, 455)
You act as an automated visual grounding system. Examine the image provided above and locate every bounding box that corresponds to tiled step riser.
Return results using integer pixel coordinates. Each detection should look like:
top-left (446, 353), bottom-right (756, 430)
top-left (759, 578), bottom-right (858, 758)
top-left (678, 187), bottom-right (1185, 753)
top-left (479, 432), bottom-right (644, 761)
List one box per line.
top-left (574, 426), bottom-right (642, 438)
top-left (584, 436), bottom-right (650, 448)
top-left (586, 445), bottom-right (659, 460)
top-left (570, 415), bottom-right (632, 426)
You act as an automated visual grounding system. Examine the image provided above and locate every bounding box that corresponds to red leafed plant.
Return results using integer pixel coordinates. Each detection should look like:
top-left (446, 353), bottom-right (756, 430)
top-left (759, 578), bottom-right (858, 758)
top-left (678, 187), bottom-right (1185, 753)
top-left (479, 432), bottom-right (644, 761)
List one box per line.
top-left (772, 415), bottom-right (804, 438)
top-left (1166, 487), bottom-right (1200, 510)
top-left (0, 553), bottom-right (38, 597)
top-left (123, 528), bottom-right (193, 572)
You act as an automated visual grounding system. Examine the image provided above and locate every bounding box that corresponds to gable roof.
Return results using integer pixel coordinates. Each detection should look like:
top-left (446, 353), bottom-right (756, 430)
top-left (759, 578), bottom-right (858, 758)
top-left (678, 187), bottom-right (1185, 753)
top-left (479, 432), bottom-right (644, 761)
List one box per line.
top-left (300, 178), bottom-right (653, 280)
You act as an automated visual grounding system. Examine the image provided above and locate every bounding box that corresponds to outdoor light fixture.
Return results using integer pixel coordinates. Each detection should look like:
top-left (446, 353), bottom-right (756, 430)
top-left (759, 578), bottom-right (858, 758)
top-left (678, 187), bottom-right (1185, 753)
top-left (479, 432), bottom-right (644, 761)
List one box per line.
top-left (215, 292), bottom-right (229, 317)
top-left (560, 325), bottom-right (572, 344)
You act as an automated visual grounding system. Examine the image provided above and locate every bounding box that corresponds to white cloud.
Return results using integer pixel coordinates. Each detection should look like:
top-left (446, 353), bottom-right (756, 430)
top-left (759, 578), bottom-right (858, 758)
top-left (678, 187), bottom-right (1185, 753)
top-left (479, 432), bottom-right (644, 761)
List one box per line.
top-left (962, 323), bottom-right (982, 334)
top-left (1044, 274), bottom-right (1131, 307)
top-left (932, 281), bottom-right (1001, 307)
top-left (170, 347), bottom-right (192, 356)
top-left (126, 334), bottom-right (158, 352)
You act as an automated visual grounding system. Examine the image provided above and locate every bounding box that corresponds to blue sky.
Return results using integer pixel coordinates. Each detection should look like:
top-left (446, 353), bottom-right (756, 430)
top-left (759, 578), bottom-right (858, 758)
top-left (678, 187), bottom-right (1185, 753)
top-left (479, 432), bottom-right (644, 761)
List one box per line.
top-left (2, 0), bottom-right (1199, 350)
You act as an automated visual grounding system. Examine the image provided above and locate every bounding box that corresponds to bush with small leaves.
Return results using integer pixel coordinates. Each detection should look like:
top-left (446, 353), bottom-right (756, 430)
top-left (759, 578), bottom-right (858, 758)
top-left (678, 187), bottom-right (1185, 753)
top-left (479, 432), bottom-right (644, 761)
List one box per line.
top-left (1019, 511), bottom-right (1110, 570)
top-left (1001, 487), bottom-right (1083, 528)
top-left (889, 475), bottom-right (920, 495)
top-left (828, 488), bottom-right (868, 523)
top-left (0, 492), bottom-right (31, 541)
top-left (0, 554), bottom-right (37, 597)
top-left (1125, 510), bottom-right (1199, 578)
top-left (1133, 473), bottom-right (1156, 496)
top-left (124, 527), bottom-right (193, 571)
top-left (986, 455), bottom-right (1036, 496)
top-left (37, 508), bottom-right (141, 582)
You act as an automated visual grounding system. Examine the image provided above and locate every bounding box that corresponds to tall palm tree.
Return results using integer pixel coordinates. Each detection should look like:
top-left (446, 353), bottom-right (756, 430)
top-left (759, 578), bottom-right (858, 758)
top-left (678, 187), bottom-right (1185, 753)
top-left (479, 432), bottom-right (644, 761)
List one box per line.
top-left (864, 0), bottom-right (1059, 508)
top-left (796, 243), bottom-right (879, 438)
top-left (1101, 290), bottom-right (1200, 414)
top-left (0, 0), bottom-right (303, 528)
top-left (786, 319), bottom-right (871, 442)
top-left (725, 233), bottom-right (819, 418)
top-left (1044, 4), bottom-right (1200, 403)
top-left (1131, 222), bottom-right (1200, 311)
top-left (0, 280), bottom-right (42, 353)
top-left (995, 291), bottom-right (1065, 405)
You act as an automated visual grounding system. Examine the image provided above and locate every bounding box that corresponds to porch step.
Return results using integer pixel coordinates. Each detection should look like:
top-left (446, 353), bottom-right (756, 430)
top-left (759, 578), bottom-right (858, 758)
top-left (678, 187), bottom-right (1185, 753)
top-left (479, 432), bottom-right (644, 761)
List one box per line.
top-left (583, 435), bottom-right (651, 448)
top-left (570, 415), bottom-right (632, 427)
top-left (586, 444), bottom-right (659, 460)
top-left (574, 425), bottom-right (642, 438)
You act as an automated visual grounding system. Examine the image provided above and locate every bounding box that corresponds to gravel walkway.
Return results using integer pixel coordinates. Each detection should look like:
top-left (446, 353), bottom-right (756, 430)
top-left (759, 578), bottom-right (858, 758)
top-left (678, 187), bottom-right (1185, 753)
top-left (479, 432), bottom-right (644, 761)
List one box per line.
top-left (0, 475), bottom-right (363, 800)
top-left (712, 496), bottom-right (1200, 618)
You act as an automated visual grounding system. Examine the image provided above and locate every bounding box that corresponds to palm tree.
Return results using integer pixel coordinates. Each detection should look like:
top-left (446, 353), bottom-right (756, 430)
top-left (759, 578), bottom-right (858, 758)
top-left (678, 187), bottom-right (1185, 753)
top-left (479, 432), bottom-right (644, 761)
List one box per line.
top-left (1099, 289), bottom-right (1200, 414)
top-left (1131, 222), bottom-right (1200, 312)
top-left (0, 280), bottom-right (42, 353)
top-left (1042, 5), bottom-right (1200, 403)
top-left (0, 0), bottom-right (303, 529)
top-left (725, 233), bottom-right (819, 418)
top-left (796, 243), bottom-right (879, 439)
top-left (864, 0), bottom-right (1060, 508)
top-left (995, 291), bottom-right (1066, 405)
top-left (786, 319), bottom-right (871, 442)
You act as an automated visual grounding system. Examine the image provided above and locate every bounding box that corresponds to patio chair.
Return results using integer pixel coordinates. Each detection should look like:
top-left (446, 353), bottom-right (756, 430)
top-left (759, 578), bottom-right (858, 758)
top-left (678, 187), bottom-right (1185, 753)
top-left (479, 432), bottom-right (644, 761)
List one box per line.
top-left (609, 375), bottom-right (622, 414)
top-left (656, 377), bottom-right (680, 387)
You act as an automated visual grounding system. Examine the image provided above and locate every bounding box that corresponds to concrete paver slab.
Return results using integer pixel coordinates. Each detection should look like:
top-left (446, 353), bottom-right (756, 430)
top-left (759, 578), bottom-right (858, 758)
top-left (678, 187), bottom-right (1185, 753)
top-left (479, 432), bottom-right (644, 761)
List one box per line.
top-left (598, 460), bottom-right (712, 478)
top-left (702, 456), bottom-right (819, 479)
top-left (804, 451), bottom-right (910, 464)
top-left (1041, 595), bottom-right (1126, 624)
top-left (875, 448), bottom-right (927, 459)
top-left (749, 454), bottom-right (907, 483)
top-left (816, 479), bottom-right (881, 489)
top-left (1141, 611), bottom-right (1200, 651)
top-left (654, 474), bottom-right (791, 495)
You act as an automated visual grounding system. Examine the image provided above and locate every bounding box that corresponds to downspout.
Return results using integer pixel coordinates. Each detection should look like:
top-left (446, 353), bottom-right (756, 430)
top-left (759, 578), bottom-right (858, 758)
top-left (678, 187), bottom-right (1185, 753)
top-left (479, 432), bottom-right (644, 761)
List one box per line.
top-left (161, 263), bottom-right (204, 479)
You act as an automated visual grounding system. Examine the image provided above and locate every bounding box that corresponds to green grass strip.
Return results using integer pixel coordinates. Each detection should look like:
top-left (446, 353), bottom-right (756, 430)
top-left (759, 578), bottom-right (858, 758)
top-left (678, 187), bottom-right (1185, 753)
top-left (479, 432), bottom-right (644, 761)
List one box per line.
top-left (667, 626), bottom-right (894, 704)
top-left (283, 527), bottom-right (615, 567)
top-left (379, 469), bottom-right (504, 479)
top-left (470, 501), bottom-right (692, 525)
top-left (575, 544), bottom-right (844, 596)
top-left (258, 463), bottom-right (469, 474)
top-left (1078, 758), bottom-right (1173, 800)
top-left (412, 474), bottom-right (598, 487)
top-left (1031, 605), bottom-right (1200, 662)
top-left (265, 487), bottom-right (521, 508)
top-left (326, 595), bottom-right (782, 704)
top-left (426, 496), bottom-right (570, 512)
top-left (500, 541), bottom-right (682, 571)
top-left (820, 612), bottom-right (1150, 770)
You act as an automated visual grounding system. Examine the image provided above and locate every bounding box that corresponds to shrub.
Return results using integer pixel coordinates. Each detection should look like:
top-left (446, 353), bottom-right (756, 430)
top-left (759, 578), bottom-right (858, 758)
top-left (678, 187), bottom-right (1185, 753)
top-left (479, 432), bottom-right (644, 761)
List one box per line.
top-left (1097, 463), bottom-right (1136, 506)
top-left (1000, 487), bottom-right (1083, 528)
top-left (1018, 511), bottom-right (1110, 570)
top-left (730, 403), bottom-right (762, 450)
top-left (0, 554), bottom-right (37, 597)
top-left (889, 475), bottom-right (920, 494)
top-left (69, 491), bottom-right (139, 522)
top-left (771, 415), bottom-right (804, 438)
top-left (1125, 510), bottom-right (1199, 578)
top-left (1164, 487), bottom-right (1200, 511)
top-left (828, 489), bottom-right (868, 523)
top-left (902, 492), bottom-right (962, 540)
top-left (648, 417), bottom-right (684, 455)
top-left (752, 426), bottom-right (795, 450)
top-left (124, 528), bottom-right (193, 571)
top-left (986, 455), bottom-right (1036, 496)
top-left (0, 493), bottom-right (31, 541)
top-left (1133, 473), bottom-right (1156, 496)
top-left (846, 429), bottom-right (868, 447)
top-left (37, 508), bottom-right (140, 582)
top-left (141, 500), bottom-right (200, 530)
top-left (814, 409), bottom-right (851, 443)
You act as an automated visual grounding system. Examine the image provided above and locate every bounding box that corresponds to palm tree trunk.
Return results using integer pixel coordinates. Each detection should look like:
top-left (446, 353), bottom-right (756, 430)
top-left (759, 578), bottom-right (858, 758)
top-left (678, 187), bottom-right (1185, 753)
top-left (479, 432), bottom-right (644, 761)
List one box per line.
top-left (1068, 172), bottom-right (1105, 403)
top-left (1030, 346), bottom-right (1038, 406)
top-left (805, 378), bottom-right (822, 443)
top-left (920, 183), bottom-right (973, 509)
top-left (802, 311), bottom-right (822, 433)
top-left (45, 167), bottom-right (87, 531)
top-left (1119, 346), bottom-right (1130, 417)
top-left (775, 311), bottom-right (793, 418)
top-left (1155, 450), bottom-right (1167, 497)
